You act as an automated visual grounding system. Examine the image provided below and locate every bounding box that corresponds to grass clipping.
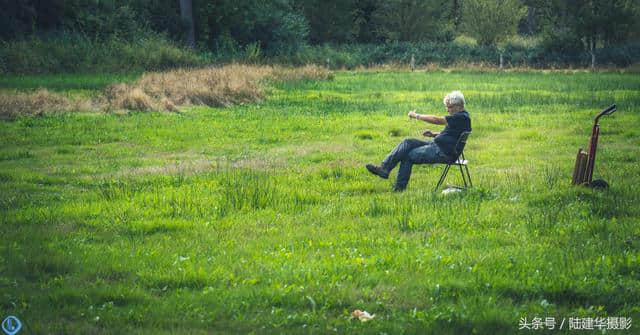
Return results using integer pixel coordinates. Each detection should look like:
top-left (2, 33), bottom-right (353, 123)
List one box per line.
top-left (0, 64), bottom-right (331, 118)
top-left (104, 64), bottom-right (331, 113)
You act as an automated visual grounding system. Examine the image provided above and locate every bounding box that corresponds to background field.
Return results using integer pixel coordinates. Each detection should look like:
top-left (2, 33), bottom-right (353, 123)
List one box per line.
top-left (1, 70), bottom-right (639, 334)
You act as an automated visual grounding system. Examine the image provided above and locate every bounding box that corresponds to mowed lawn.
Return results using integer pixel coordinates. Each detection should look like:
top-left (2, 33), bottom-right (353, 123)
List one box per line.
top-left (1, 70), bottom-right (639, 334)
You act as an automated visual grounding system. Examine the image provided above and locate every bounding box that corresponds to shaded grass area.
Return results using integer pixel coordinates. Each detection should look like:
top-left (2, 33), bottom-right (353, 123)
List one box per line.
top-left (1, 71), bottom-right (639, 334)
top-left (0, 73), bottom-right (140, 93)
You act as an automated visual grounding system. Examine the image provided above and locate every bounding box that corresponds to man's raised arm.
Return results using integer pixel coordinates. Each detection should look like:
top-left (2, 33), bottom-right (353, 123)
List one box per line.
top-left (408, 110), bottom-right (447, 125)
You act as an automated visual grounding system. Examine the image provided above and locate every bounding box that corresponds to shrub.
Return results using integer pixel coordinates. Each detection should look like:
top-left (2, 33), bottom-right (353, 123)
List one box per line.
top-left (1, 34), bottom-right (638, 75)
top-left (276, 41), bottom-right (640, 69)
top-left (596, 41), bottom-right (640, 67)
top-left (453, 35), bottom-right (477, 47)
top-left (0, 33), bottom-right (206, 75)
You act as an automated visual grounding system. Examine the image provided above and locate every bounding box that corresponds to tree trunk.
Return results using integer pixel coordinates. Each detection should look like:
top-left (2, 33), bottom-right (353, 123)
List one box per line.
top-left (590, 36), bottom-right (596, 70)
top-left (499, 52), bottom-right (504, 69)
top-left (526, 6), bottom-right (536, 35)
top-left (452, 0), bottom-right (460, 32)
top-left (179, 0), bottom-right (195, 49)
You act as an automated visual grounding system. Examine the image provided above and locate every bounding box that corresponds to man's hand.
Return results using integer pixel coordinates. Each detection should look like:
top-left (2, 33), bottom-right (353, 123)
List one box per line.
top-left (422, 130), bottom-right (438, 137)
top-left (408, 110), bottom-right (418, 119)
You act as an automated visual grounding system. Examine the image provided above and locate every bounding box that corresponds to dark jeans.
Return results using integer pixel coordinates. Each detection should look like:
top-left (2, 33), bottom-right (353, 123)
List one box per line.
top-left (381, 138), bottom-right (452, 190)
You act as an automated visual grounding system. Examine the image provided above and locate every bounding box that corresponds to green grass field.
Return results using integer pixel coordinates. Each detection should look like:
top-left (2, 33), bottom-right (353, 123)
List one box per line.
top-left (1, 70), bottom-right (639, 334)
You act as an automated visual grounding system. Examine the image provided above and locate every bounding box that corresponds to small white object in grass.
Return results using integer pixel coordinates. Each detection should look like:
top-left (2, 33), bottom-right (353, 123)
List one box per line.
top-left (352, 309), bottom-right (375, 322)
top-left (178, 256), bottom-right (189, 261)
top-left (441, 187), bottom-right (463, 195)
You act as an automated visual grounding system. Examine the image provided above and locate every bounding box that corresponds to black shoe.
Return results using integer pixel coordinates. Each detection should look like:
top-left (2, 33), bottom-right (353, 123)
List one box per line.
top-left (366, 164), bottom-right (389, 179)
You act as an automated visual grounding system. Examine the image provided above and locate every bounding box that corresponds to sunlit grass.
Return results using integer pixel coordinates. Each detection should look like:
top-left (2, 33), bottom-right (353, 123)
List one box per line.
top-left (0, 70), bottom-right (639, 334)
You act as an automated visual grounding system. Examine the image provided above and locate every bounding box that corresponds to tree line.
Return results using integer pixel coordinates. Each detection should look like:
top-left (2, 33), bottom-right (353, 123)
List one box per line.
top-left (1, 0), bottom-right (639, 67)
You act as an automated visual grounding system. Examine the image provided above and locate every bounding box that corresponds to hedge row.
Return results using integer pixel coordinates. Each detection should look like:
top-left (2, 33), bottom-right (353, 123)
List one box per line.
top-left (279, 41), bottom-right (640, 69)
top-left (2, 35), bottom-right (639, 74)
top-left (0, 34), bottom-right (207, 75)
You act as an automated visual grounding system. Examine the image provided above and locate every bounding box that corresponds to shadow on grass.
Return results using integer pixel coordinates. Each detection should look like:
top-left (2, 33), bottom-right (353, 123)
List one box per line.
top-left (0, 73), bottom-right (139, 92)
top-left (498, 284), bottom-right (639, 312)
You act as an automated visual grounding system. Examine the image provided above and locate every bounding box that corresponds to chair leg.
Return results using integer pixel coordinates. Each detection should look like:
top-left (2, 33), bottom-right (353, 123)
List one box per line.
top-left (434, 164), bottom-right (451, 191)
top-left (457, 164), bottom-right (467, 188)
top-left (464, 165), bottom-right (472, 187)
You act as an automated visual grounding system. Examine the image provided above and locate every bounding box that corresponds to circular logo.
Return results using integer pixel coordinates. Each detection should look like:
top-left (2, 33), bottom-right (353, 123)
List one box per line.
top-left (1, 316), bottom-right (22, 335)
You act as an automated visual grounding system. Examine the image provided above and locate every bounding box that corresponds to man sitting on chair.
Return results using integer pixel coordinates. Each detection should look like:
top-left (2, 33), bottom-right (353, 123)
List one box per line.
top-left (366, 90), bottom-right (471, 192)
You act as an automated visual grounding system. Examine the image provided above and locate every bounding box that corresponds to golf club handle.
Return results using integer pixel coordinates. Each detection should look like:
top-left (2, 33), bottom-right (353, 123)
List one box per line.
top-left (594, 103), bottom-right (616, 124)
top-left (603, 104), bottom-right (616, 114)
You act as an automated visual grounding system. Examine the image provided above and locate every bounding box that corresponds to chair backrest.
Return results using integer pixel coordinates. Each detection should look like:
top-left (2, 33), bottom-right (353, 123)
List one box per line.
top-left (452, 131), bottom-right (471, 160)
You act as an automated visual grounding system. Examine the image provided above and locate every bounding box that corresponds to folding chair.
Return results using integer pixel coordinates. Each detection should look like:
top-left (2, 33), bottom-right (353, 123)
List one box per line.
top-left (434, 131), bottom-right (472, 191)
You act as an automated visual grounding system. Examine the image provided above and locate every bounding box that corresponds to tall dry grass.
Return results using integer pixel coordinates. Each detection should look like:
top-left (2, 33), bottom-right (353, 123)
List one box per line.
top-left (103, 64), bottom-right (331, 112)
top-left (0, 89), bottom-right (93, 119)
top-left (0, 64), bottom-right (332, 118)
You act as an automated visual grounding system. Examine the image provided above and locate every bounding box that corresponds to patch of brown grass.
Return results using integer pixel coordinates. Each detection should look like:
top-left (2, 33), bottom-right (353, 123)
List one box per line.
top-left (0, 64), bottom-right (332, 118)
top-left (102, 84), bottom-right (177, 113)
top-left (270, 64), bottom-right (334, 82)
top-left (104, 64), bottom-right (332, 112)
top-left (0, 89), bottom-right (93, 119)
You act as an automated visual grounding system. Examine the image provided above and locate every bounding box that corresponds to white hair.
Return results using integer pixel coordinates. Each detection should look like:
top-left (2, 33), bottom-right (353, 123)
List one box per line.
top-left (443, 91), bottom-right (465, 107)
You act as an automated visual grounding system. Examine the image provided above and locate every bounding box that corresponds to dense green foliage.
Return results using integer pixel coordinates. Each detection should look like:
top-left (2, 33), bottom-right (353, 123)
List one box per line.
top-left (1, 70), bottom-right (639, 333)
top-left (3, 37), bottom-right (640, 75)
top-left (462, 0), bottom-right (526, 46)
top-left (0, 33), bottom-right (207, 75)
top-left (285, 41), bottom-right (640, 69)
top-left (0, 0), bottom-right (181, 41)
top-left (536, 0), bottom-right (639, 48)
top-left (2, 0), bottom-right (639, 73)
top-left (372, 0), bottom-right (452, 42)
